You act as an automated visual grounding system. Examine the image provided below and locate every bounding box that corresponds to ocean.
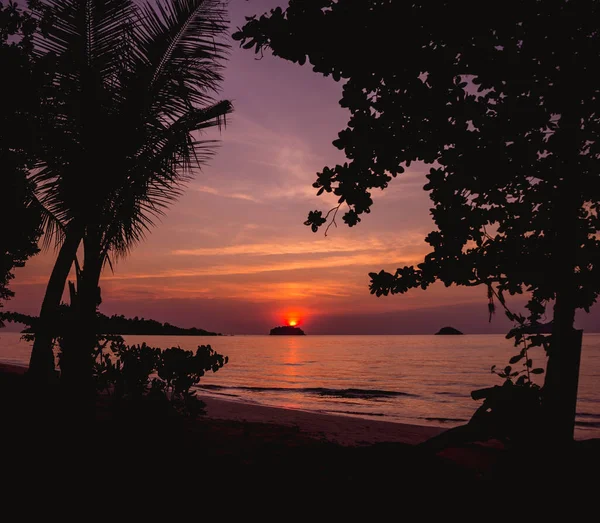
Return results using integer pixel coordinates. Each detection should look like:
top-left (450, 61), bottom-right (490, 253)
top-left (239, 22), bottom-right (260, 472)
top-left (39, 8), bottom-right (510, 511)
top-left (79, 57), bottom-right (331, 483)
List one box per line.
top-left (1, 332), bottom-right (599, 439)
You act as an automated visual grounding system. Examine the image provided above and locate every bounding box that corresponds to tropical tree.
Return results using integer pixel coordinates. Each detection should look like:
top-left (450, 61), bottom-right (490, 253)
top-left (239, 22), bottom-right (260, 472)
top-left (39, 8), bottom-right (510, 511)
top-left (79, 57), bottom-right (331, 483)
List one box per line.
top-left (233, 0), bottom-right (600, 442)
top-left (27, 0), bottom-right (232, 387)
top-left (0, 0), bottom-right (48, 322)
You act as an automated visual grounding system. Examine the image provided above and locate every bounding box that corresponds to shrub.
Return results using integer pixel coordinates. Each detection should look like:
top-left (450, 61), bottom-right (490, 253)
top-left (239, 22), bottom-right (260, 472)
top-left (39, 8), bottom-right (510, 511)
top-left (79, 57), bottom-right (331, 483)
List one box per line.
top-left (93, 336), bottom-right (228, 416)
top-left (470, 330), bottom-right (544, 444)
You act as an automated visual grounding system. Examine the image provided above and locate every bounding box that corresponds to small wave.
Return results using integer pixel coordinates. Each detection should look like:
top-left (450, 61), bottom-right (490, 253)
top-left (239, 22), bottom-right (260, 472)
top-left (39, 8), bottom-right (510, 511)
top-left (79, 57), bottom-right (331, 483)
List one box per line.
top-left (575, 420), bottom-right (600, 428)
top-left (434, 391), bottom-right (462, 398)
top-left (325, 409), bottom-right (387, 418)
top-left (306, 387), bottom-right (417, 399)
top-left (197, 384), bottom-right (416, 399)
top-left (577, 412), bottom-right (600, 419)
top-left (421, 417), bottom-right (466, 423)
top-left (280, 363), bottom-right (304, 367)
top-left (209, 391), bottom-right (241, 398)
top-left (198, 384), bottom-right (287, 393)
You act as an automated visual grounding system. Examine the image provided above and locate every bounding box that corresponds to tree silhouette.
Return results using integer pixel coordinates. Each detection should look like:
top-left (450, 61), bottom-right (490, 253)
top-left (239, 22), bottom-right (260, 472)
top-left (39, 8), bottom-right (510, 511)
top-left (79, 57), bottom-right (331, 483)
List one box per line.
top-left (234, 0), bottom-right (600, 442)
top-left (0, 1), bottom-right (48, 323)
top-left (26, 0), bottom-right (232, 386)
top-left (2, 308), bottom-right (221, 336)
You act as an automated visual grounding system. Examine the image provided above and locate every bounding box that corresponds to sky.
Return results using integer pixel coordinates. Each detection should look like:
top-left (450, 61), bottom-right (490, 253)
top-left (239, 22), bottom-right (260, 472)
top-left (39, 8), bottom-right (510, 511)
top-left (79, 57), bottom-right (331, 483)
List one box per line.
top-left (6, 0), bottom-right (600, 334)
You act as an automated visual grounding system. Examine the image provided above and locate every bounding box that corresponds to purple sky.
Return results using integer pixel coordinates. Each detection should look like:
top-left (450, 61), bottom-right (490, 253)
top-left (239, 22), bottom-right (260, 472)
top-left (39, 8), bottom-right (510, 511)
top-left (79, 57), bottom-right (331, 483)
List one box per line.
top-left (6, 0), bottom-right (600, 334)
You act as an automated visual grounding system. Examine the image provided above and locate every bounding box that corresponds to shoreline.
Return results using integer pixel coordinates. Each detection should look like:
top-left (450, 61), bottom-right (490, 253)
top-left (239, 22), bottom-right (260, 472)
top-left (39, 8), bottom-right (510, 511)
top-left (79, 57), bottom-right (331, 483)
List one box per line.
top-left (0, 361), bottom-right (442, 446)
top-left (3, 360), bottom-right (600, 491)
top-left (3, 360), bottom-right (598, 442)
top-left (198, 394), bottom-right (444, 446)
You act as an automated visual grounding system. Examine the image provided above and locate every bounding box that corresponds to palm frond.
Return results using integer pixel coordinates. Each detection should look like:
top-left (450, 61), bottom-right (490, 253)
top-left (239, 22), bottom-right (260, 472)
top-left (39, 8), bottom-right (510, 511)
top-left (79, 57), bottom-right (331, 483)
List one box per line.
top-left (98, 99), bottom-right (232, 259)
top-left (29, 161), bottom-right (78, 224)
top-left (31, 193), bottom-right (67, 251)
top-left (30, 1), bottom-right (143, 227)
top-left (33, 0), bottom-right (138, 79)
top-left (133, 0), bottom-right (230, 117)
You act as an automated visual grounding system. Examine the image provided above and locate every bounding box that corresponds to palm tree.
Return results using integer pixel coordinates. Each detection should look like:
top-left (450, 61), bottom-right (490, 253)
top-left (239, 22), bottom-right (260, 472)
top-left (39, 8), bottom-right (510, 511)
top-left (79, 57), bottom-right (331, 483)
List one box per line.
top-left (27, 0), bottom-right (232, 384)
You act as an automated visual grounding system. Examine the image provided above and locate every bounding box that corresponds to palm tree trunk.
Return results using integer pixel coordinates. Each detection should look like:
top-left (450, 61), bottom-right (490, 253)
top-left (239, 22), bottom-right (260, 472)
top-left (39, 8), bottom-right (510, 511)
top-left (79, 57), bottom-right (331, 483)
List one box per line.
top-left (28, 223), bottom-right (83, 383)
top-left (59, 230), bottom-right (102, 415)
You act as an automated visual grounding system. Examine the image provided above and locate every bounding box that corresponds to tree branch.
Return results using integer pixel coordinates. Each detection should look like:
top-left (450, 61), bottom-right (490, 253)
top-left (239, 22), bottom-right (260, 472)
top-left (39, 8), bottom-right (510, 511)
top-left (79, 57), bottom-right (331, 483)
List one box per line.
top-left (324, 203), bottom-right (342, 237)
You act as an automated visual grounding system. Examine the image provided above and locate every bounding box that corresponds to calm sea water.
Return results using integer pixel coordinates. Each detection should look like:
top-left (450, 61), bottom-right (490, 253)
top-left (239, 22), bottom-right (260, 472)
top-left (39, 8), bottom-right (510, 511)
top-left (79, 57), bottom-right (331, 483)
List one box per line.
top-left (1, 332), bottom-right (599, 439)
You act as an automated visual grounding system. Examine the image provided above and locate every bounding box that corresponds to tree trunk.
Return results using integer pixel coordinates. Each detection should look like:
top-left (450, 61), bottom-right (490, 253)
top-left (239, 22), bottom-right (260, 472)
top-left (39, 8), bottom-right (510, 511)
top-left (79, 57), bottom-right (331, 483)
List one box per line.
top-left (28, 224), bottom-right (84, 383)
top-left (542, 164), bottom-right (582, 443)
top-left (539, 96), bottom-right (586, 444)
top-left (544, 304), bottom-right (582, 443)
top-left (58, 230), bottom-right (103, 416)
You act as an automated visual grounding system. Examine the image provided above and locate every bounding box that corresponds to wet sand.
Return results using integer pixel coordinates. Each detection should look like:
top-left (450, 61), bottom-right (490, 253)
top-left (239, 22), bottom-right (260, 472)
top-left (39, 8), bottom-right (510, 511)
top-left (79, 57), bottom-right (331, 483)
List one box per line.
top-left (199, 394), bottom-right (444, 446)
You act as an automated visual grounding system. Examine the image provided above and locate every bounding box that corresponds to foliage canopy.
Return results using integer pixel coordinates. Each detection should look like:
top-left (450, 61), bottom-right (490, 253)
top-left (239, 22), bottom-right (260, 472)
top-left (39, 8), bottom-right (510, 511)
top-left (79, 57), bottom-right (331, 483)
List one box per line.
top-left (0, 1), bottom-right (47, 318)
top-left (234, 0), bottom-right (600, 327)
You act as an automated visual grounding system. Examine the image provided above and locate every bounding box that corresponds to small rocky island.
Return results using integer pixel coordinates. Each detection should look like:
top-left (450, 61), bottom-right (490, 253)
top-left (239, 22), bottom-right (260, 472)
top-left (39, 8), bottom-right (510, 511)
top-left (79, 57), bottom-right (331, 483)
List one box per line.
top-left (435, 326), bottom-right (464, 335)
top-left (269, 326), bottom-right (306, 335)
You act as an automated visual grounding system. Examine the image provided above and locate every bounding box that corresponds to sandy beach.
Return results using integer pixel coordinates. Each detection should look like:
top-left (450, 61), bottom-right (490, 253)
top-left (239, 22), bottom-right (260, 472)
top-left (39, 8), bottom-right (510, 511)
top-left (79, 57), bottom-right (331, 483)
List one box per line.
top-left (2, 361), bottom-right (599, 502)
top-left (199, 395), bottom-right (444, 446)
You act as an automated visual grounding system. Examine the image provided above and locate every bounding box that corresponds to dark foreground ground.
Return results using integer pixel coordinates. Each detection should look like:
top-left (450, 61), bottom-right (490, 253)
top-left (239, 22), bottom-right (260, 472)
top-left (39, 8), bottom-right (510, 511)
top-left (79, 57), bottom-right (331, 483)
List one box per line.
top-left (2, 363), bottom-right (598, 510)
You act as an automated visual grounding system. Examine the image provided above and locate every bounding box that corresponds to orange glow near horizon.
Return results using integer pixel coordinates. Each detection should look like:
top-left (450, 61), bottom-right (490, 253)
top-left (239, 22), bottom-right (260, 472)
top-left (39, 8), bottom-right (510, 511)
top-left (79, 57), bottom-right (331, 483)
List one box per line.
top-left (283, 312), bottom-right (303, 327)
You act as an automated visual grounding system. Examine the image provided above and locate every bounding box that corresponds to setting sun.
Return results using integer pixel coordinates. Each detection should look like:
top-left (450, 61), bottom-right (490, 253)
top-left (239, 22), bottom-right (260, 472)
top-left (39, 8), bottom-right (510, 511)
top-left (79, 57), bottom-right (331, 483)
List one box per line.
top-left (279, 309), bottom-right (306, 329)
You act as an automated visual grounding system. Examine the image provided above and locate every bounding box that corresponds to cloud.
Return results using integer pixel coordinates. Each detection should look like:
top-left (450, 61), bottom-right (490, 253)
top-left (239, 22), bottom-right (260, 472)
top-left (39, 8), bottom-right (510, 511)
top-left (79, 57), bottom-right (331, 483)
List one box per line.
top-left (201, 280), bottom-right (357, 301)
top-left (196, 113), bottom-right (337, 203)
top-left (192, 184), bottom-right (260, 203)
top-left (172, 237), bottom-right (391, 257)
top-left (222, 113), bottom-right (309, 152)
top-left (374, 169), bottom-right (429, 199)
top-left (104, 274), bottom-right (364, 303)
top-left (103, 250), bottom-right (424, 281)
top-left (212, 116), bottom-right (430, 205)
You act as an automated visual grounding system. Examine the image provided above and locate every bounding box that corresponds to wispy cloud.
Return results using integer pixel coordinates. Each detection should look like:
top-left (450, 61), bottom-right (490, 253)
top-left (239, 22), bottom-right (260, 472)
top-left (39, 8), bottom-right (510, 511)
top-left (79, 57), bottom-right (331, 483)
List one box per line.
top-left (105, 277), bottom-right (362, 303)
top-left (192, 184), bottom-right (260, 203)
top-left (374, 168), bottom-right (429, 200)
top-left (204, 113), bottom-right (336, 203)
top-left (172, 237), bottom-right (390, 257)
top-left (104, 250), bottom-right (424, 281)
top-left (222, 114), bottom-right (310, 152)
top-left (204, 280), bottom-right (357, 301)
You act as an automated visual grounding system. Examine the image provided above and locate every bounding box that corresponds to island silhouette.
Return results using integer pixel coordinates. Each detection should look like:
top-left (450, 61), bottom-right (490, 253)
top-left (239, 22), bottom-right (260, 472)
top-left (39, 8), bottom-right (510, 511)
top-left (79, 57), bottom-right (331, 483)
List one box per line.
top-left (435, 326), bottom-right (463, 335)
top-left (270, 325), bottom-right (306, 335)
top-left (96, 314), bottom-right (222, 336)
top-left (3, 310), bottom-right (221, 336)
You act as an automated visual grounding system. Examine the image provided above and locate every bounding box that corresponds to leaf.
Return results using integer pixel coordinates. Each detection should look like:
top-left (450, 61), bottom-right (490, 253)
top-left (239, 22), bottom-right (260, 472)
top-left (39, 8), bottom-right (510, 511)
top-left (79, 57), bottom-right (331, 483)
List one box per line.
top-left (531, 368), bottom-right (544, 374)
top-left (509, 354), bottom-right (523, 364)
top-left (504, 365), bottom-right (512, 375)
